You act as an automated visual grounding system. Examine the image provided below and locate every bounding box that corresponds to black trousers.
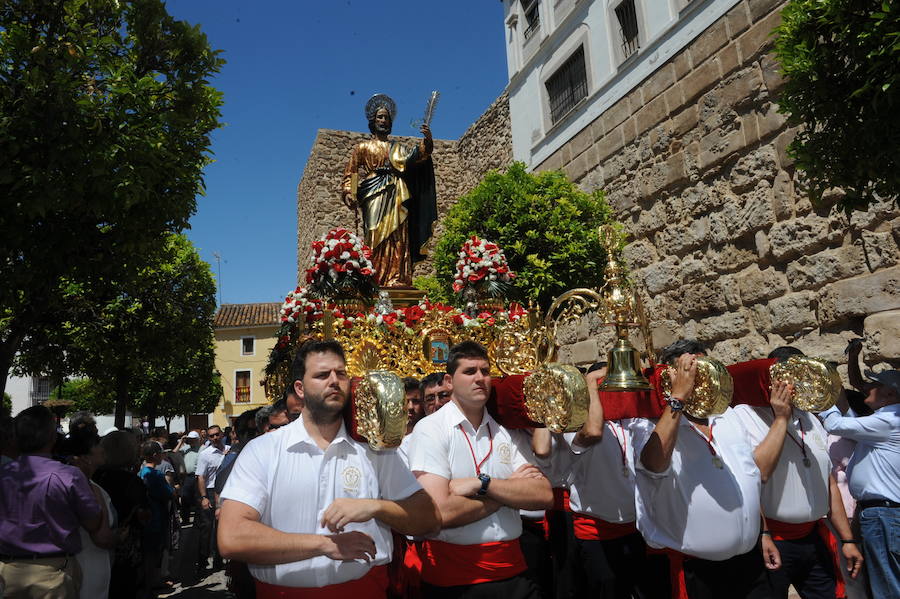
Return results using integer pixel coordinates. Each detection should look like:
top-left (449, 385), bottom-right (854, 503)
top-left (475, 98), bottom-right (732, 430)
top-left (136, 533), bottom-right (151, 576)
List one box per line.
top-left (766, 532), bottom-right (836, 599)
top-left (575, 532), bottom-right (670, 599)
top-left (422, 573), bottom-right (542, 599)
top-left (179, 474), bottom-right (198, 521)
top-left (546, 509), bottom-right (578, 599)
top-left (520, 518), bottom-right (553, 598)
top-left (682, 543), bottom-right (774, 599)
top-left (196, 487), bottom-right (221, 568)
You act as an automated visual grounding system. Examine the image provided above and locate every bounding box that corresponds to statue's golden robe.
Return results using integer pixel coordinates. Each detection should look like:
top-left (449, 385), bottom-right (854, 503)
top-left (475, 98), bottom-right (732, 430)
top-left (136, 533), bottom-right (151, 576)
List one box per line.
top-left (342, 138), bottom-right (436, 287)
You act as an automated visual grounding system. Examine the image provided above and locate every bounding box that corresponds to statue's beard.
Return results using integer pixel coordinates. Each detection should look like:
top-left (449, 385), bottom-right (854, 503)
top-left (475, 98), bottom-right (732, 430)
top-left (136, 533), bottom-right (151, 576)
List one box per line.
top-left (369, 119), bottom-right (392, 136)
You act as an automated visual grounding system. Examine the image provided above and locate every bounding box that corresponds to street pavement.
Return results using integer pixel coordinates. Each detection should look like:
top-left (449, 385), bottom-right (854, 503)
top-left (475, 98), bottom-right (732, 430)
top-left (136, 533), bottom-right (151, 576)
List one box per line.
top-left (156, 517), bottom-right (231, 598)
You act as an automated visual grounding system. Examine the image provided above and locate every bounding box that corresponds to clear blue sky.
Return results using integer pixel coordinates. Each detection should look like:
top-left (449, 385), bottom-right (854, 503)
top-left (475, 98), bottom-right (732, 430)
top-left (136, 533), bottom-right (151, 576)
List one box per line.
top-left (165, 1), bottom-right (509, 306)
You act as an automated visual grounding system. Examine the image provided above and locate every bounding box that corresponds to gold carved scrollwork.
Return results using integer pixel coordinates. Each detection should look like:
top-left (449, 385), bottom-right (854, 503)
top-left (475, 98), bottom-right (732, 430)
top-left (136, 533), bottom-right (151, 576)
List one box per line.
top-left (544, 288), bottom-right (604, 348)
top-left (354, 370), bottom-right (407, 449)
top-left (522, 363), bottom-right (589, 433)
top-left (770, 356), bottom-right (840, 413)
top-left (660, 356), bottom-right (734, 418)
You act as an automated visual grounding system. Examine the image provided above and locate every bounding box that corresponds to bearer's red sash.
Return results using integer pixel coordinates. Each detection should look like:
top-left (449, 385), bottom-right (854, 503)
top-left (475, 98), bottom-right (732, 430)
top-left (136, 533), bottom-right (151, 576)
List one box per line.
top-left (419, 538), bottom-right (527, 587)
top-left (255, 565), bottom-right (388, 599)
top-left (768, 518), bottom-right (817, 541)
top-left (571, 513), bottom-right (637, 541)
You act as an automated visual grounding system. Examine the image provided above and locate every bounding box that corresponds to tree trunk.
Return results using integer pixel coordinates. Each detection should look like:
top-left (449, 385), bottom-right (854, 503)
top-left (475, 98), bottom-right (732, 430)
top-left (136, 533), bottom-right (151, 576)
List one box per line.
top-left (147, 394), bottom-right (158, 430)
top-left (114, 375), bottom-right (128, 429)
top-left (163, 415), bottom-right (172, 433)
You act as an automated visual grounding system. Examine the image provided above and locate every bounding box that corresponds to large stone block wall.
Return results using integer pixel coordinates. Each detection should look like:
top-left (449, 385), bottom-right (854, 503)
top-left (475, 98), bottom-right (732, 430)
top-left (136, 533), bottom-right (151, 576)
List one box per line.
top-left (296, 91), bottom-right (512, 281)
top-left (538, 0), bottom-right (900, 374)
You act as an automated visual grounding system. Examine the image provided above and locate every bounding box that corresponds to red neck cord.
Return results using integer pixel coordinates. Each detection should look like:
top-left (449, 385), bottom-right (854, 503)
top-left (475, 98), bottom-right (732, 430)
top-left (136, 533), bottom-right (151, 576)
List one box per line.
top-left (458, 422), bottom-right (493, 475)
top-left (687, 421), bottom-right (718, 457)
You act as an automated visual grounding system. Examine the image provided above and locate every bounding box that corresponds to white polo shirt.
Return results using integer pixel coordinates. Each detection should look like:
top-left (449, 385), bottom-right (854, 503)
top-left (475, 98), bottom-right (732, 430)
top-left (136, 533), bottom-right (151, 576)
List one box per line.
top-left (631, 408), bottom-right (761, 561)
top-left (408, 401), bottom-right (531, 545)
top-left (733, 405), bottom-right (831, 523)
top-left (221, 417), bottom-right (421, 588)
top-left (565, 419), bottom-right (639, 523)
top-left (196, 444), bottom-right (227, 488)
top-left (398, 433), bottom-right (413, 469)
top-left (532, 431), bottom-right (573, 490)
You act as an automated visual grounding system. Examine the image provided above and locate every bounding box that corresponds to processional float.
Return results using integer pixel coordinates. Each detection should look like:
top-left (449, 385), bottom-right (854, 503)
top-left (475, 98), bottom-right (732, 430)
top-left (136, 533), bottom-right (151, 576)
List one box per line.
top-left (263, 222), bottom-right (841, 450)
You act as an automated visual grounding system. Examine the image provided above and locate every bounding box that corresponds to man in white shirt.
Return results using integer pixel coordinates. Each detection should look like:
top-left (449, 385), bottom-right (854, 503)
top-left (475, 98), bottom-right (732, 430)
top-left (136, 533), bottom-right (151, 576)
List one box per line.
top-left (196, 424), bottom-right (228, 571)
top-left (550, 363), bottom-right (670, 599)
top-left (819, 369), bottom-right (900, 599)
top-left (734, 347), bottom-right (863, 599)
top-left (218, 340), bottom-right (440, 597)
top-left (633, 347), bottom-right (768, 599)
top-left (409, 340), bottom-right (553, 598)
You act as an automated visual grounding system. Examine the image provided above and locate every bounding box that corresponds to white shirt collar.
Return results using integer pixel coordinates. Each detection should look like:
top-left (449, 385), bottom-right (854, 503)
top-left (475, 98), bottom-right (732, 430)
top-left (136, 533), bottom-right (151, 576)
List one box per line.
top-left (442, 400), bottom-right (496, 435)
top-left (286, 414), bottom-right (352, 451)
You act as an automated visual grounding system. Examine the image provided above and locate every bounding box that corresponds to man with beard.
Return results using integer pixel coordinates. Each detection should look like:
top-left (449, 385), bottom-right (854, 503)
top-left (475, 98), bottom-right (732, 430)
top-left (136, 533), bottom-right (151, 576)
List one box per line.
top-left (341, 93), bottom-right (437, 287)
top-left (218, 340), bottom-right (440, 598)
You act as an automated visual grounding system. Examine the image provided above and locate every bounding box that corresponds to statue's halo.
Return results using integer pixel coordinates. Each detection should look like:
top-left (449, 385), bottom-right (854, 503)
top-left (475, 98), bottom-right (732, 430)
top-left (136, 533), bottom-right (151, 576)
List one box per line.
top-left (365, 93), bottom-right (397, 122)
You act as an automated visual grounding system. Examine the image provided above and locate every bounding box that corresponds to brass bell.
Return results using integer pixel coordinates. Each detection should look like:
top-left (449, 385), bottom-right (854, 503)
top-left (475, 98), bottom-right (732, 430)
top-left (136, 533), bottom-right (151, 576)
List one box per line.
top-left (597, 225), bottom-right (652, 391)
top-left (600, 335), bottom-right (651, 391)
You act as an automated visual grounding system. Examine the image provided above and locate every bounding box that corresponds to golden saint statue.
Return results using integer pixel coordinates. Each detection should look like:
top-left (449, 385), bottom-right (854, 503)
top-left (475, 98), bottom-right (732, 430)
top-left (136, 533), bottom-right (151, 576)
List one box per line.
top-left (341, 94), bottom-right (437, 288)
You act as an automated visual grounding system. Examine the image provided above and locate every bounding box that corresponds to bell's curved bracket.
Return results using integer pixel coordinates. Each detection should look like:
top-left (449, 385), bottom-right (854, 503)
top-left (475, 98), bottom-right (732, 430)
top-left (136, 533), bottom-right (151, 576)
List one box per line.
top-left (544, 288), bottom-right (604, 349)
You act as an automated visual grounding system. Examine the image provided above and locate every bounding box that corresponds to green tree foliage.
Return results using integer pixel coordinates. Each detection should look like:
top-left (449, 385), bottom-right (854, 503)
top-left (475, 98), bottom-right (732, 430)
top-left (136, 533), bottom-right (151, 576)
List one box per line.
top-left (417, 163), bottom-right (615, 309)
top-left (775, 0), bottom-right (900, 211)
top-left (0, 0), bottom-right (224, 395)
top-left (1, 392), bottom-right (10, 417)
top-left (18, 234), bottom-right (221, 428)
top-left (51, 378), bottom-right (114, 416)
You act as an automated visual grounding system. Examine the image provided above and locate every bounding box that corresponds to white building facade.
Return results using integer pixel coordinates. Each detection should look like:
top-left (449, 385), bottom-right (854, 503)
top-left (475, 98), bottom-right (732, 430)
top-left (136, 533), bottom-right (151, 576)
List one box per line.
top-left (503, 0), bottom-right (741, 168)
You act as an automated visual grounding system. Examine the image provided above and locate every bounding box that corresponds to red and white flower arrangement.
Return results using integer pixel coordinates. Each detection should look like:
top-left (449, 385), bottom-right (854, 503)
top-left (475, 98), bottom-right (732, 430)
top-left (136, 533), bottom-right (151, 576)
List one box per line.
top-left (305, 228), bottom-right (378, 298)
top-left (280, 286), bottom-right (322, 324)
top-left (452, 236), bottom-right (516, 296)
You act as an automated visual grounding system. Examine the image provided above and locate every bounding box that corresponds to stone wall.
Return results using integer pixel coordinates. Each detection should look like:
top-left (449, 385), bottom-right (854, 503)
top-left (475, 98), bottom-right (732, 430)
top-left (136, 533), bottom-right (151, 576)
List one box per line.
top-left (537, 0), bottom-right (900, 374)
top-left (296, 91), bottom-right (512, 281)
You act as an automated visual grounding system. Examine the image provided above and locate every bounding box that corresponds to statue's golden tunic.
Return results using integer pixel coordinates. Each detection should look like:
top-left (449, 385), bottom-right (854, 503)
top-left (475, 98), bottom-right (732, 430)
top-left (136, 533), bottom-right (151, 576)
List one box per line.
top-left (342, 137), bottom-right (434, 287)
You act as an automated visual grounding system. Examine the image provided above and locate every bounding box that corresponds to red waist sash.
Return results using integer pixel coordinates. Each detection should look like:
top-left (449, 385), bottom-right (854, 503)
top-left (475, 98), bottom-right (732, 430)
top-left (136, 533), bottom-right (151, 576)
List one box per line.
top-left (552, 487), bottom-right (570, 512)
top-left (255, 565), bottom-right (388, 599)
top-left (419, 538), bottom-right (526, 587)
top-left (768, 519), bottom-right (817, 541)
top-left (572, 513), bottom-right (637, 541)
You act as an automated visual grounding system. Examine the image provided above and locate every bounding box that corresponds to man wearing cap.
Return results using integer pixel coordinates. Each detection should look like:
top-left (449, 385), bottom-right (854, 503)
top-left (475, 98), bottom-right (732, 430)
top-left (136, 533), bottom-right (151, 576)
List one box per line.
top-left (819, 369), bottom-right (900, 598)
top-left (734, 347), bottom-right (863, 598)
top-left (632, 347), bottom-right (769, 598)
top-left (218, 340), bottom-right (440, 598)
top-left (408, 340), bottom-right (553, 598)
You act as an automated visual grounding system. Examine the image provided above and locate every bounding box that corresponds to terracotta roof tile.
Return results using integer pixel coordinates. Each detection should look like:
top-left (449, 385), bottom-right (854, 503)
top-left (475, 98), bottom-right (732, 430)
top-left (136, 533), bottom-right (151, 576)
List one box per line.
top-left (214, 303), bottom-right (281, 328)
